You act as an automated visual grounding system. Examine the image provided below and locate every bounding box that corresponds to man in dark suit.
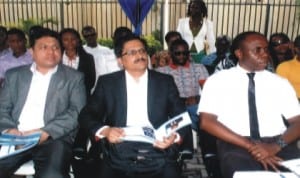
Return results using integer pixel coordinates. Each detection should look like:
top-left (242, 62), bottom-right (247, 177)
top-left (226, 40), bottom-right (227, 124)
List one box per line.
top-left (79, 35), bottom-right (191, 178)
top-left (0, 28), bottom-right (86, 178)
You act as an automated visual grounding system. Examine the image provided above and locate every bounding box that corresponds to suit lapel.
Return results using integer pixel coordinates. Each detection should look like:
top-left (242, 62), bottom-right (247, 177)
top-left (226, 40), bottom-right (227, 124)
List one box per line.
top-left (17, 69), bottom-right (32, 116)
top-left (116, 71), bottom-right (127, 126)
top-left (147, 70), bottom-right (155, 123)
top-left (44, 65), bottom-right (65, 120)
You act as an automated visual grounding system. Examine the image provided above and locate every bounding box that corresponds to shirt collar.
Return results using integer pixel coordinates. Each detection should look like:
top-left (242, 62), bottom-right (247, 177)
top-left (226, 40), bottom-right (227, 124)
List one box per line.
top-left (30, 62), bottom-right (58, 76)
top-left (236, 64), bottom-right (264, 75)
top-left (169, 59), bottom-right (190, 69)
top-left (125, 70), bottom-right (148, 83)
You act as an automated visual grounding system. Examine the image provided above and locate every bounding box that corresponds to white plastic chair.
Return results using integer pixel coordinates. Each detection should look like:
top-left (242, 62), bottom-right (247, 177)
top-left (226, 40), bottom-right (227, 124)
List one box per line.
top-left (0, 145), bottom-right (34, 178)
top-left (14, 160), bottom-right (35, 178)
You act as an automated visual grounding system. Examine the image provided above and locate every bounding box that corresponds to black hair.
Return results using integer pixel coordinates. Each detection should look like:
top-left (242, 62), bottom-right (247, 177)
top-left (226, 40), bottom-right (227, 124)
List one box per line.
top-left (187, 0), bottom-right (208, 18)
top-left (215, 35), bottom-right (231, 46)
top-left (169, 38), bottom-right (189, 53)
top-left (7, 28), bottom-right (26, 40)
top-left (28, 25), bottom-right (44, 47)
top-left (0, 26), bottom-right (7, 34)
top-left (112, 26), bottom-right (132, 47)
top-left (269, 33), bottom-right (290, 47)
top-left (164, 31), bottom-right (182, 44)
top-left (268, 32), bottom-right (292, 69)
top-left (81, 25), bottom-right (96, 34)
top-left (114, 35), bottom-right (147, 58)
top-left (230, 31), bottom-right (265, 61)
top-left (60, 28), bottom-right (89, 57)
top-left (30, 27), bottom-right (61, 48)
top-left (294, 35), bottom-right (300, 48)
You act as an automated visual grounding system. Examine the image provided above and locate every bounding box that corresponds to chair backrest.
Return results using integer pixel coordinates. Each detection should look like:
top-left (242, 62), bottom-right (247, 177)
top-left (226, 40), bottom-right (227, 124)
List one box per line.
top-left (0, 145), bottom-right (35, 177)
top-left (14, 160), bottom-right (35, 176)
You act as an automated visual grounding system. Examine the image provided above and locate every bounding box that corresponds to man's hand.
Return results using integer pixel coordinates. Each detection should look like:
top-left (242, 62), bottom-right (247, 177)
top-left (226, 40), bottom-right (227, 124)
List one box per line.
top-left (101, 127), bottom-right (125, 143)
top-left (248, 142), bottom-right (281, 161)
top-left (153, 133), bottom-right (177, 149)
top-left (259, 156), bottom-right (282, 171)
top-left (6, 128), bottom-right (23, 136)
top-left (22, 129), bottom-right (50, 144)
top-left (248, 141), bottom-right (283, 170)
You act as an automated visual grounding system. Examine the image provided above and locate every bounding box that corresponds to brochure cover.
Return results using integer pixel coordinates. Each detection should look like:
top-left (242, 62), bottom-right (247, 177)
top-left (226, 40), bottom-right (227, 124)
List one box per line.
top-left (0, 132), bottom-right (41, 159)
top-left (233, 171), bottom-right (298, 178)
top-left (121, 111), bottom-right (191, 144)
top-left (280, 158), bottom-right (300, 177)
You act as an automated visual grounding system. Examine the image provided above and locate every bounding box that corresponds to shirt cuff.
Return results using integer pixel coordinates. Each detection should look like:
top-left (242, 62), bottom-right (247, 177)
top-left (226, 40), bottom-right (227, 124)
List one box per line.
top-left (95, 126), bottom-right (109, 139)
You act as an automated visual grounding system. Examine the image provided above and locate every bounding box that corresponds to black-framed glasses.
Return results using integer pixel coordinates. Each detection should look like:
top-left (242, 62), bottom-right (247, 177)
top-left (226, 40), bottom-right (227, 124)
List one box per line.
top-left (122, 48), bottom-right (147, 57)
top-left (173, 51), bottom-right (190, 56)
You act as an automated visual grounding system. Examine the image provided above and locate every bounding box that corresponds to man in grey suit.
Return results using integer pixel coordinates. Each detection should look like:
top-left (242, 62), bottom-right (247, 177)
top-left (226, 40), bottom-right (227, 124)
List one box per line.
top-left (0, 28), bottom-right (86, 178)
top-left (79, 35), bottom-right (192, 178)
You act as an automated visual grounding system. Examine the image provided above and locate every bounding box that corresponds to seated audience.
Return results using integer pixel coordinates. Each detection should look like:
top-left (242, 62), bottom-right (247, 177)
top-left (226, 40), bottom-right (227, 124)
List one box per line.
top-left (198, 31), bottom-right (300, 178)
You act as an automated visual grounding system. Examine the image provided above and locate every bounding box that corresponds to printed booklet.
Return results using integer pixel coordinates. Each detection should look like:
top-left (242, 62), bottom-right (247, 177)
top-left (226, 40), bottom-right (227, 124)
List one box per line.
top-left (0, 132), bottom-right (41, 159)
top-left (121, 112), bottom-right (191, 144)
top-left (280, 158), bottom-right (300, 177)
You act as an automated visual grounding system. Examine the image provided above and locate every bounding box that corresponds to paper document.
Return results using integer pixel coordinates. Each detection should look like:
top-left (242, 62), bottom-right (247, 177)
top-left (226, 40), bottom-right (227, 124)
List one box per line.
top-left (280, 158), bottom-right (300, 177)
top-left (233, 171), bottom-right (299, 178)
top-left (0, 132), bottom-right (41, 159)
top-left (122, 112), bottom-right (191, 144)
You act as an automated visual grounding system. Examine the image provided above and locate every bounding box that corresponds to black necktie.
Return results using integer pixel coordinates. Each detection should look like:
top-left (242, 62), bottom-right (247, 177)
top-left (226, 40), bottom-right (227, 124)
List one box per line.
top-left (247, 73), bottom-right (260, 139)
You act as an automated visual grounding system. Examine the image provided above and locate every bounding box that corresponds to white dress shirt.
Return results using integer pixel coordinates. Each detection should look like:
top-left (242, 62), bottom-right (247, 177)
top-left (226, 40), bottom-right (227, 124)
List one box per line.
top-left (125, 70), bottom-right (152, 127)
top-left (83, 44), bottom-right (121, 77)
top-left (18, 63), bottom-right (57, 131)
top-left (62, 52), bottom-right (79, 69)
top-left (198, 64), bottom-right (300, 137)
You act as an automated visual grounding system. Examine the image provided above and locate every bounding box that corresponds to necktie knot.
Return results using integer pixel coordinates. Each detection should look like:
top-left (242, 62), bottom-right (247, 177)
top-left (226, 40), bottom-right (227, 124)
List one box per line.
top-left (247, 72), bottom-right (255, 80)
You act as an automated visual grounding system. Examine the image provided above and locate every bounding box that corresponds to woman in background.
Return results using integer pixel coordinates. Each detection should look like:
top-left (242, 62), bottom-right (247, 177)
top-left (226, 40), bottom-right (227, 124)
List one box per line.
top-left (60, 28), bottom-right (96, 178)
top-left (177, 0), bottom-right (216, 63)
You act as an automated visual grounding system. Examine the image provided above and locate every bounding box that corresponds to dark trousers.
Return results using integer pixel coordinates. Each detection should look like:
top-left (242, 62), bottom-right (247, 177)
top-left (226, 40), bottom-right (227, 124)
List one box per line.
top-left (0, 138), bottom-right (72, 178)
top-left (217, 138), bottom-right (300, 178)
top-left (98, 159), bottom-right (182, 178)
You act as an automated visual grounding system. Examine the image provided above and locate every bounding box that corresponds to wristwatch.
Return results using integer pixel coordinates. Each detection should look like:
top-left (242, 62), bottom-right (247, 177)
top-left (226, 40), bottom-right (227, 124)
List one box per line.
top-left (276, 137), bottom-right (287, 148)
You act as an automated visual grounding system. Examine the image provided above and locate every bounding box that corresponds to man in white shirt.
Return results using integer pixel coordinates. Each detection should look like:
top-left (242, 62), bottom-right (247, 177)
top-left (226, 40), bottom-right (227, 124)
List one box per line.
top-left (82, 26), bottom-right (120, 80)
top-left (198, 31), bottom-right (300, 178)
top-left (0, 28), bottom-right (86, 178)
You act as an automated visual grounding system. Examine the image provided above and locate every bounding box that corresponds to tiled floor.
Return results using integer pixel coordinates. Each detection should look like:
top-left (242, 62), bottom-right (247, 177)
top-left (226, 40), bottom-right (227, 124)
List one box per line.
top-left (181, 148), bottom-right (208, 178)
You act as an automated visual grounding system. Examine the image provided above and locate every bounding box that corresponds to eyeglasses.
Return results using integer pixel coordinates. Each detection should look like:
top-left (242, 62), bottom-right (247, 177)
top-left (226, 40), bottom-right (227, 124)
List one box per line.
top-left (122, 48), bottom-right (147, 57)
top-left (173, 51), bottom-right (190, 56)
top-left (83, 33), bottom-right (96, 38)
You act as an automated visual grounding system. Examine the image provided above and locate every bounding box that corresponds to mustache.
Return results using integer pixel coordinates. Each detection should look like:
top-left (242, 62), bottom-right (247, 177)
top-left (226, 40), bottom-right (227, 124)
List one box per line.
top-left (133, 58), bottom-right (147, 64)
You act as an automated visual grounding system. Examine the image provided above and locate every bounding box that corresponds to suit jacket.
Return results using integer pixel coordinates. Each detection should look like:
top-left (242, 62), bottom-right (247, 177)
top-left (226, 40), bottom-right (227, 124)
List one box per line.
top-left (79, 69), bottom-right (190, 143)
top-left (0, 64), bottom-right (86, 143)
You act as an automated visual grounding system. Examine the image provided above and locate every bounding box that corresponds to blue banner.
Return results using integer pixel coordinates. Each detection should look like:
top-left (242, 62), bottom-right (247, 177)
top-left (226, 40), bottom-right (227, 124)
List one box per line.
top-left (118, 0), bottom-right (155, 35)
